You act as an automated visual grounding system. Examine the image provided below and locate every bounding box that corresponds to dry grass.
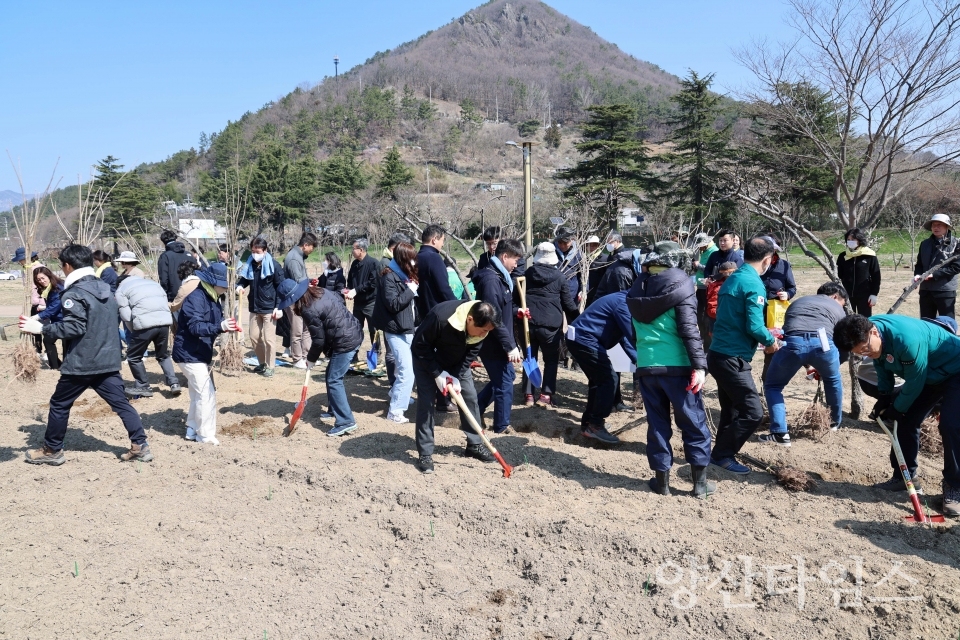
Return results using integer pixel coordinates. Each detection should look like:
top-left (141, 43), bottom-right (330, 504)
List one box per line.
top-left (12, 340), bottom-right (40, 384)
top-left (795, 402), bottom-right (831, 442)
top-left (776, 466), bottom-right (818, 492)
top-left (920, 414), bottom-right (943, 456)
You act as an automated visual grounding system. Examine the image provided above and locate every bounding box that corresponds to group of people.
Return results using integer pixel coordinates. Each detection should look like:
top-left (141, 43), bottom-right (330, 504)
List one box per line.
top-left (11, 212), bottom-right (960, 517)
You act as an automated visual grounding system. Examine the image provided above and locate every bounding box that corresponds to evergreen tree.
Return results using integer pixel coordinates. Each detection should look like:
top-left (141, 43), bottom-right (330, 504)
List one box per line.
top-left (249, 145), bottom-right (290, 234)
top-left (543, 124), bottom-right (562, 149)
top-left (283, 157), bottom-right (321, 229)
top-left (93, 156), bottom-right (160, 234)
top-left (556, 104), bottom-right (660, 230)
top-left (319, 152), bottom-right (368, 197)
top-left (664, 71), bottom-right (734, 226)
top-left (377, 146), bottom-right (414, 199)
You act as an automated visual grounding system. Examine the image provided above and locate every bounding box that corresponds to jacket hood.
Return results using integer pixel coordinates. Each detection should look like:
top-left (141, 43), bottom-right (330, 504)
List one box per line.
top-left (524, 263), bottom-right (559, 287)
top-left (626, 268), bottom-right (695, 324)
top-left (166, 241), bottom-right (187, 253)
top-left (72, 274), bottom-right (113, 303)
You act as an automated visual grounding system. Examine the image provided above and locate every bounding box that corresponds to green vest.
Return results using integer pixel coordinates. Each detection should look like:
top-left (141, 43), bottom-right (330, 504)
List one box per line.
top-left (633, 309), bottom-right (692, 369)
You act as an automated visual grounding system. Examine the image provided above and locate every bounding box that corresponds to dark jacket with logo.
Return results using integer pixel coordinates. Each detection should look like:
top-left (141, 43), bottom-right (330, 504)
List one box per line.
top-left (760, 255), bottom-right (797, 301)
top-left (304, 290), bottom-right (364, 360)
top-left (347, 254), bottom-right (380, 314)
top-left (703, 247), bottom-right (743, 279)
top-left (237, 256), bottom-right (286, 315)
top-left (412, 300), bottom-right (485, 379)
top-left (373, 269), bottom-right (418, 335)
top-left (173, 286), bottom-right (225, 365)
top-left (524, 263), bottom-right (578, 328)
top-left (42, 272), bottom-right (122, 376)
top-left (472, 265), bottom-right (516, 360)
top-left (915, 233), bottom-right (960, 294)
top-left (158, 241), bottom-right (196, 302)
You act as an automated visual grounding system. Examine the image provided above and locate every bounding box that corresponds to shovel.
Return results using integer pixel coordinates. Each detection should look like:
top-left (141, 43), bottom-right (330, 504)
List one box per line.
top-left (286, 367), bottom-right (312, 436)
top-left (447, 383), bottom-right (513, 478)
top-left (875, 417), bottom-right (945, 523)
top-left (0, 322), bottom-right (16, 341)
top-left (366, 330), bottom-right (381, 371)
top-left (515, 277), bottom-right (542, 389)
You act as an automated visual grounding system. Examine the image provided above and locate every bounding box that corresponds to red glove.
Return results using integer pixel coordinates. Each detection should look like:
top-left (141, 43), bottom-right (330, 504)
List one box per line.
top-left (769, 327), bottom-right (784, 340)
top-left (805, 367), bottom-right (820, 381)
top-left (515, 308), bottom-right (531, 320)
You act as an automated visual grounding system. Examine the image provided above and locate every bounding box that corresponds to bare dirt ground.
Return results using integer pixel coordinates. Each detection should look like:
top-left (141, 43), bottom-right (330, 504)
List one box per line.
top-left (0, 268), bottom-right (959, 639)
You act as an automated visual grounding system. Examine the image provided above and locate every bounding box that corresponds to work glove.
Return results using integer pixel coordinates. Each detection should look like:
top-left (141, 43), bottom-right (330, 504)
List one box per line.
top-left (220, 318), bottom-right (240, 332)
top-left (872, 394), bottom-right (892, 415)
top-left (434, 371), bottom-right (460, 395)
top-left (805, 367), bottom-right (820, 381)
top-left (309, 278), bottom-right (319, 287)
top-left (878, 404), bottom-right (905, 425)
top-left (36, 304), bottom-right (45, 311)
top-left (305, 360), bottom-right (316, 370)
top-left (867, 295), bottom-right (878, 307)
top-left (769, 327), bottom-right (784, 340)
top-left (29, 314), bottom-right (40, 321)
top-left (18, 315), bottom-right (43, 335)
top-left (344, 289), bottom-right (357, 300)
top-left (236, 285), bottom-right (245, 295)
top-left (406, 281), bottom-right (419, 294)
top-left (515, 307), bottom-right (531, 320)
top-left (271, 308), bottom-right (283, 320)
top-left (776, 291), bottom-right (789, 301)
top-left (506, 347), bottom-right (522, 363)
top-left (686, 369), bottom-right (705, 394)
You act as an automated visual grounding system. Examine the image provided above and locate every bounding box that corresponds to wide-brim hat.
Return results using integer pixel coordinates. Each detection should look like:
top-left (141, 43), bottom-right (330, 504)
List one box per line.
top-left (532, 241), bottom-right (559, 266)
top-left (115, 251), bottom-right (139, 263)
top-left (196, 263), bottom-right (229, 288)
top-left (277, 278), bottom-right (310, 310)
top-left (692, 232), bottom-right (712, 248)
top-left (584, 235), bottom-right (601, 245)
top-left (923, 213), bottom-right (952, 231)
top-left (642, 241), bottom-right (691, 270)
top-left (11, 247), bottom-right (25, 262)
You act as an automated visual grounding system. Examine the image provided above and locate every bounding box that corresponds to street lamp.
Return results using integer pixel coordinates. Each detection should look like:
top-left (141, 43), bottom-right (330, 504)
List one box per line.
top-left (333, 55), bottom-right (339, 96)
top-left (505, 140), bottom-right (536, 251)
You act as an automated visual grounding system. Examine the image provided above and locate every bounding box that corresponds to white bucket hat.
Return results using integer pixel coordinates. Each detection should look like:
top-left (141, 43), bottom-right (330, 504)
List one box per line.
top-left (115, 251), bottom-right (140, 263)
top-left (923, 213), bottom-right (952, 231)
top-left (532, 241), bottom-right (559, 266)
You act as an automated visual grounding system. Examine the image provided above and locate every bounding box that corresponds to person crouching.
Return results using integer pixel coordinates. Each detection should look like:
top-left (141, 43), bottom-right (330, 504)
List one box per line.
top-left (172, 263), bottom-right (240, 444)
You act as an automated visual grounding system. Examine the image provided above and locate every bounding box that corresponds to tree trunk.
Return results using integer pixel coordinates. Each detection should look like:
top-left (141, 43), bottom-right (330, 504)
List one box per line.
top-left (847, 355), bottom-right (863, 420)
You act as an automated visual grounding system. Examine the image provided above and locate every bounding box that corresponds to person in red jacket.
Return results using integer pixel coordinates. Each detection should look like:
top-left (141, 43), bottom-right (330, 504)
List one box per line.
top-left (705, 262), bottom-right (738, 334)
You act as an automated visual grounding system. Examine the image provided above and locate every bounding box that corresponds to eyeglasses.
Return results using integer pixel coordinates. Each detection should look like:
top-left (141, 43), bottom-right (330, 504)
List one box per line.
top-left (852, 342), bottom-right (873, 355)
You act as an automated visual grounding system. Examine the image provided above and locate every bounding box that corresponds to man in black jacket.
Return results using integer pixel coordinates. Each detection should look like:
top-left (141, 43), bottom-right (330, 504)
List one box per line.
top-left (345, 238), bottom-right (380, 359)
top-left (473, 239), bottom-right (525, 434)
top-left (237, 236), bottom-right (286, 377)
top-left (914, 213), bottom-right (960, 319)
top-left (18, 244), bottom-right (153, 466)
top-left (411, 300), bottom-right (500, 474)
top-left (416, 225), bottom-right (460, 412)
top-left (157, 230), bottom-right (196, 302)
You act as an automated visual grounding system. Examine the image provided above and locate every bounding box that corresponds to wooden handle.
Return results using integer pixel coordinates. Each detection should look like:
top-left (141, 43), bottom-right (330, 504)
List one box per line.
top-left (516, 276), bottom-right (531, 346)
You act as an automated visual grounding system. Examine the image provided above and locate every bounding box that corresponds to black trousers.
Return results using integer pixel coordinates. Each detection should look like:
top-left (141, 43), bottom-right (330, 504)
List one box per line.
top-left (413, 361), bottom-right (482, 457)
top-left (567, 341), bottom-right (616, 428)
top-left (523, 324), bottom-right (562, 396)
top-left (707, 352), bottom-right (765, 460)
top-left (919, 291), bottom-right (956, 319)
top-left (126, 325), bottom-right (178, 387)
top-left (696, 288), bottom-right (712, 351)
top-left (45, 372), bottom-right (147, 451)
top-left (850, 294), bottom-right (872, 317)
top-left (30, 304), bottom-right (43, 353)
top-left (42, 334), bottom-right (61, 369)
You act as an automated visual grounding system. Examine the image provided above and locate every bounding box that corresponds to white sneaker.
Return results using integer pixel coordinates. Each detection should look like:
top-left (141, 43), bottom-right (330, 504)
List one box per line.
top-left (40, 353), bottom-right (48, 362)
top-left (386, 413), bottom-right (409, 424)
top-left (293, 359), bottom-right (307, 369)
top-left (185, 427), bottom-right (197, 441)
top-left (195, 436), bottom-right (220, 445)
top-left (282, 349), bottom-right (291, 358)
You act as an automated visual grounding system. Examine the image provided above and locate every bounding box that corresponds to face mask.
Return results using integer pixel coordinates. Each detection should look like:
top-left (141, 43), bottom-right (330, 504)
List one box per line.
top-left (252, 253), bottom-right (265, 262)
top-left (760, 260), bottom-right (771, 277)
top-left (321, 260), bottom-right (329, 271)
top-left (605, 243), bottom-right (615, 252)
top-left (846, 240), bottom-right (858, 249)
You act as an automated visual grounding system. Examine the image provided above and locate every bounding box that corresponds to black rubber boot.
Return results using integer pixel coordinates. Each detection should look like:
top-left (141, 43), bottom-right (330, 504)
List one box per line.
top-left (649, 470), bottom-right (671, 495)
top-left (691, 465), bottom-right (717, 500)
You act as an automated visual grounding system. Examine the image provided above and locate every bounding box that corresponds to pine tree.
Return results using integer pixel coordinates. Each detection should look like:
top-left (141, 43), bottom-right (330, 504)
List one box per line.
top-left (249, 145), bottom-right (290, 234)
top-left (319, 152), bottom-right (368, 197)
top-left (93, 156), bottom-right (160, 234)
top-left (543, 124), bottom-right (562, 149)
top-left (556, 104), bottom-right (660, 230)
top-left (664, 71), bottom-right (734, 226)
top-left (377, 146), bottom-right (414, 199)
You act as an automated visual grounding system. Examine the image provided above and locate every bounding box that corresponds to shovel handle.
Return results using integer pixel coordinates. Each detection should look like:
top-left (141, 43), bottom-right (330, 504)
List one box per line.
top-left (516, 276), bottom-right (531, 347)
top-left (447, 384), bottom-right (513, 478)
top-left (876, 418), bottom-right (929, 523)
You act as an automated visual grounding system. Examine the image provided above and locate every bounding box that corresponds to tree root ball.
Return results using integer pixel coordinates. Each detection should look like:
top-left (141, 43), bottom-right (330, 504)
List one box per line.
top-left (219, 339), bottom-right (245, 372)
top-left (920, 414), bottom-right (943, 456)
top-left (795, 402), bottom-right (831, 442)
top-left (13, 341), bottom-right (40, 384)
top-left (776, 466), bottom-right (817, 492)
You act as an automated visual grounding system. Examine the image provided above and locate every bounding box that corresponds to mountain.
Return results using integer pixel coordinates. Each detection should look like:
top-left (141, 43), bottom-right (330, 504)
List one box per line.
top-left (0, 190), bottom-right (27, 212)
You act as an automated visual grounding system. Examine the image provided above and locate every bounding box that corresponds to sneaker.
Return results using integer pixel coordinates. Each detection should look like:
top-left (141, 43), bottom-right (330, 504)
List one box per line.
top-left (327, 423), bottom-right (358, 437)
top-left (185, 427), bottom-right (197, 441)
top-left (492, 425), bottom-right (513, 435)
top-left (581, 425), bottom-right (621, 444)
top-left (830, 421), bottom-right (842, 431)
top-left (464, 443), bottom-right (496, 462)
top-left (120, 442), bottom-right (154, 463)
top-left (24, 445), bottom-right (65, 466)
top-left (40, 353), bottom-right (48, 362)
top-left (614, 402), bottom-right (633, 413)
top-left (260, 368), bottom-right (275, 378)
top-left (418, 455), bottom-right (435, 474)
top-left (293, 359), bottom-right (307, 369)
top-left (873, 473), bottom-right (924, 494)
top-left (251, 364), bottom-right (266, 374)
top-left (169, 383), bottom-right (182, 395)
top-left (524, 394), bottom-right (535, 407)
top-left (282, 348), bottom-right (291, 358)
top-left (710, 457), bottom-right (751, 475)
top-left (943, 482), bottom-right (960, 518)
top-left (124, 385), bottom-right (154, 398)
top-left (437, 400), bottom-right (458, 414)
top-left (536, 393), bottom-right (556, 408)
top-left (757, 432), bottom-right (792, 447)
top-left (195, 436), bottom-right (220, 445)
top-left (386, 413), bottom-right (409, 424)
top-left (319, 411), bottom-right (334, 420)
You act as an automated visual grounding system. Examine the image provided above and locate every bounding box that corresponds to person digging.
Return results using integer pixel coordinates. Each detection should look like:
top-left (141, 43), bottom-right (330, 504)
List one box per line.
top-left (18, 244), bottom-right (154, 466)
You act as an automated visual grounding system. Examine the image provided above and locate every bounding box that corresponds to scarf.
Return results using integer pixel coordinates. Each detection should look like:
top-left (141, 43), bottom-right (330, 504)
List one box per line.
top-left (844, 245), bottom-right (876, 258)
top-left (388, 259), bottom-right (410, 283)
top-left (239, 253), bottom-right (274, 280)
top-left (381, 247), bottom-right (394, 260)
top-left (63, 266), bottom-right (95, 290)
top-left (200, 280), bottom-right (219, 301)
top-left (41, 284), bottom-right (52, 298)
top-left (490, 256), bottom-right (514, 293)
top-left (95, 263), bottom-right (110, 277)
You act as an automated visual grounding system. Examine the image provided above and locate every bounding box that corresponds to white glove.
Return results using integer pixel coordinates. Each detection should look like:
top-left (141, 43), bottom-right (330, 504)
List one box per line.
top-left (305, 360), bottom-right (316, 370)
top-left (406, 281), bottom-right (419, 294)
top-left (776, 291), bottom-right (789, 301)
top-left (236, 285), bottom-right (245, 295)
top-left (36, 304), bottom-right (45, 311)
top-left (913, 275), bottom-right (921, 282)
top-left (29, 314), bottom-right (40, 321)
top-left (434, 371), bottom-right (460, 394)
top-left (344, 289), bottom-right (357, 300)
top-left (506, 347), bottom-right (522, 363)
top-left (867, 295), bottom-right (878, 307)
top-left (686, 369), bottom-right (706, 394)
top-left (19, 316), bottom-right (43, 335)
top-left (271, 308), bottom-right (283, 320)
top-left (220, 318), bottom-right (239, 332)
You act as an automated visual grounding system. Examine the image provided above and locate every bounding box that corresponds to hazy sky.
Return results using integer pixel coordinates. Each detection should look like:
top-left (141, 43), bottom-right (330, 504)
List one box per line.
top-left (0, 0), bottom-right (794, 192)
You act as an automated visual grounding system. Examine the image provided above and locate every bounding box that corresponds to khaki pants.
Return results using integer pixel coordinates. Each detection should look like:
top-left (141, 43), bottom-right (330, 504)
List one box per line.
top-left (286, 307), bottom-right (312, 361)
top-left (249, 313), bottom-right (277, 368)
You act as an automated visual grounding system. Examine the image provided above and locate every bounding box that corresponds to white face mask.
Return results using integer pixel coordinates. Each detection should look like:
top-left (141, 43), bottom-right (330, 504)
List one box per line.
top-left (605, 243), bottom-right (615, 252)
top-left (846, 240), bottom-right (859, 249)
top-left (252, 252), bottom-right (265, 262)
top-left (321, 260), bottom-right (329, 272)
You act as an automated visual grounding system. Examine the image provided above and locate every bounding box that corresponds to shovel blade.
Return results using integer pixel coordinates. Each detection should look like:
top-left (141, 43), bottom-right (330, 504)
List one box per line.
top-left (523, 353), bottom-right (542, 389)
top-left (366, 349), bottom-right (378, 371)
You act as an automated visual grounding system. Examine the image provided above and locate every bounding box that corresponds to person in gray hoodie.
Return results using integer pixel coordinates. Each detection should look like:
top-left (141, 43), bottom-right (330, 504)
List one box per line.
top-left (18, 244), bottom-right (153, 466)
top-left (115, 275), bottom-right (181, 397)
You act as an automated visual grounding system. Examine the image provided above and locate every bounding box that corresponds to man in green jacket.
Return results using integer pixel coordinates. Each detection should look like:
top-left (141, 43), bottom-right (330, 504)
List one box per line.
top-left (834, 314), bottom-right (960, 518)
top-left (627, 245), bottom-right (715, 499)
top-left (707, 236), bottom-right (780, 474)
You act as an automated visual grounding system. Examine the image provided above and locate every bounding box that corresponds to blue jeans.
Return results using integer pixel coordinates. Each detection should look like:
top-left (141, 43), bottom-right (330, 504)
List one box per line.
top-left (385, 332), bottom-right (414, 417)
top-left (638, 374), bottom-right (712, 470)
top-left (477, 357), bottom-right (515, 430)
top-left (325, 349), bottom-right (358, 427)
top-left (763, 333), bottom-right (843, 434)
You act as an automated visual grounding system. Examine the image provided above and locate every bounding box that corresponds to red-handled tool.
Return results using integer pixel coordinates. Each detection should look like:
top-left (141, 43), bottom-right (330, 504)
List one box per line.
top-left (876, 417), bottom-right (945, 523)
top-left (286, 367), bottom-right (312, 436)
top-left (447, 383), bottom-right (513, 478)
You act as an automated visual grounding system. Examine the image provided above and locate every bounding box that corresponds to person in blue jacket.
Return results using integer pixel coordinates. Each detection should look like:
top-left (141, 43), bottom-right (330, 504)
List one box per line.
top-left (173, 263), bottom-right (241, 445)
top-left (566, 291), bottom-right (637, 444)
top-left (32, 266), bottom-right (64, 369)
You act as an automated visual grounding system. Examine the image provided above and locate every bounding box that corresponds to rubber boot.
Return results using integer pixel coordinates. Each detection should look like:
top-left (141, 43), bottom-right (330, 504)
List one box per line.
top-left (128, 359), bottom-right (150, 387)
top-left (691, 465), bottom-right (717, 500)
top-left (158, 356), bottom-right (178, 386)
top-left (649, 470), bottom-right (671, 495)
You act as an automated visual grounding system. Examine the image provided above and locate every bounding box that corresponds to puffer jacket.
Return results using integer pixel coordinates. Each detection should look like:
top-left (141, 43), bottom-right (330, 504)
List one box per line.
top-left (627, 268), bottom-right (707, 376)
top-left (523, 263), bottom-right (578, 328)
top-left (472, 264), bottom-right (516, 360)
top-left (837, 249), bottom-right (881, 300)
top-left (372, 268), bottom-right (417, 335)
top-left (173, 285), bottom-right (225, 365)
top-left (594, 248), bottom-right (638, 299)
top-left (42, 269), bottom-right (122, 376)
top-left (157, 241), bottom-right (196, 301)
top-left (116, 276), bottom-right (172, 330)
top-left (303, 289), bottom-right (364, 360)
top-left (915, 233), bottom-right (960, 293)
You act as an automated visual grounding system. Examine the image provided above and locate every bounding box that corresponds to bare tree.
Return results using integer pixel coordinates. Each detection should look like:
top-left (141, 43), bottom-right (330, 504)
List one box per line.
top-left (893, 191), bottom-right (930, 264)
top-left (737, 0), bottom-right (960, 230)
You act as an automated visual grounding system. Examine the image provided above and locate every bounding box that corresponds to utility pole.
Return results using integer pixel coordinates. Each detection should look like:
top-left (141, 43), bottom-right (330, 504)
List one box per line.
top-left (334, 54), bottom-right (339, 97)
top-left (505, 140), bottom-right (535, 250)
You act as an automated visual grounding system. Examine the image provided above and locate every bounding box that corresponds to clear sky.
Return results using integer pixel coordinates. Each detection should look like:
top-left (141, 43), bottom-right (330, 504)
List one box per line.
top-left (0, 0), bottom-right (794, 193)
